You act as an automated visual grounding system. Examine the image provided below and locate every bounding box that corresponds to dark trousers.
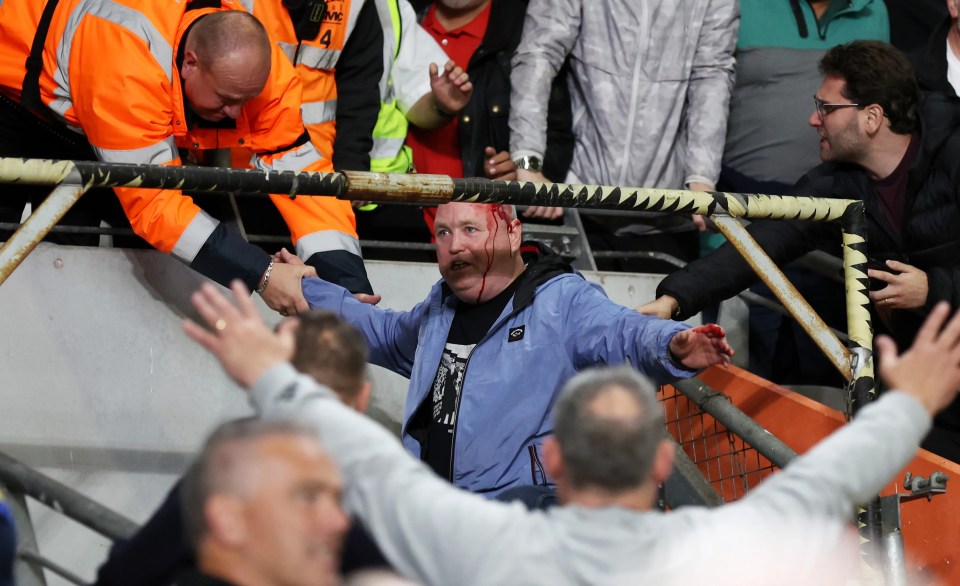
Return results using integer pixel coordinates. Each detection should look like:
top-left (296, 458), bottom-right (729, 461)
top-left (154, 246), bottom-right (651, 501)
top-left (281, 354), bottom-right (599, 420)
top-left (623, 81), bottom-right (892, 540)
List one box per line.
top-left (747, 266), bottom-right (847, 387)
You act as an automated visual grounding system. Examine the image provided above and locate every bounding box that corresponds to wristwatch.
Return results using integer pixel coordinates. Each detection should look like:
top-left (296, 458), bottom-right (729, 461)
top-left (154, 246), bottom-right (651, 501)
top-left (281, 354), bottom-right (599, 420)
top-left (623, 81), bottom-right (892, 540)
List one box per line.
top-left (514, 155), bottom-right (543, 173)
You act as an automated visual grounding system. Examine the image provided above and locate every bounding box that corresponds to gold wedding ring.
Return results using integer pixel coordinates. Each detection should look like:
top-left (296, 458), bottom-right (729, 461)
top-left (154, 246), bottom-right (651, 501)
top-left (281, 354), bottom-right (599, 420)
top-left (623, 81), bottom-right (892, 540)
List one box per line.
top-left (215, 319), bottom-right (227, 331)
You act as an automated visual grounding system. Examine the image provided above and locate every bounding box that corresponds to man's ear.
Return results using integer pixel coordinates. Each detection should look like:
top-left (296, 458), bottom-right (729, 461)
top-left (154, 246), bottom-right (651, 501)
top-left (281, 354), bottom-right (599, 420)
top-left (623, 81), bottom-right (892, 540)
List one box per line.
top-left (651, 439), bottom-right (675, 485)
top-left (205, 494), bottom-right (247, 547)
top-left (863, 104), bottom-right (886, 134)
top-left (181, 49), bottom-right (200, 78)
top-left (353, 380), bottom-right (372, 414)
top-left (542, 436), bottom-right (563, 482)
top-left (509, 218), bottom-right (523, 250)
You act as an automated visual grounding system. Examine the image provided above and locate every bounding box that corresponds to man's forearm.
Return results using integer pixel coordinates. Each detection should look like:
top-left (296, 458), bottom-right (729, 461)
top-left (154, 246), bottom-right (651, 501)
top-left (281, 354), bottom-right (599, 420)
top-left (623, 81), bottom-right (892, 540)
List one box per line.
top-left (741, 392), bottom-right (930, 519)
top-left (682, 0), bottom-right (738, 185)
top-left (508, 0), bottom-right (580, 156)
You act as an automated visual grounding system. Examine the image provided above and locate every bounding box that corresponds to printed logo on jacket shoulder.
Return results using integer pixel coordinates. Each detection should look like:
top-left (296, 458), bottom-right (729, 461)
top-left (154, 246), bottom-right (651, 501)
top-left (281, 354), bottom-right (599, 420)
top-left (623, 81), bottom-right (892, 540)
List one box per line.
top-left (508, 325), bottom-right (525, 342)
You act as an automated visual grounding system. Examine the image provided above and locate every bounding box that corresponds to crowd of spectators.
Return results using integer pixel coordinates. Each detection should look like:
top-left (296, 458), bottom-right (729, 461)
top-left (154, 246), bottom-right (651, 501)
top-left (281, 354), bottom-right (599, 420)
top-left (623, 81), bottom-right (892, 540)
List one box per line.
top-left (4, 0), bottom-right (960, 583)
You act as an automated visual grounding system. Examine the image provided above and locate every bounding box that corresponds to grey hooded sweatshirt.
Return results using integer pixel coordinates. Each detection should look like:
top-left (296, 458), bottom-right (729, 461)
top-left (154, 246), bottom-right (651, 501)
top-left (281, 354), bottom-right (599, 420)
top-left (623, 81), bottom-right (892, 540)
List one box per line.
top-left (252, 363), bottom-right (929, 586)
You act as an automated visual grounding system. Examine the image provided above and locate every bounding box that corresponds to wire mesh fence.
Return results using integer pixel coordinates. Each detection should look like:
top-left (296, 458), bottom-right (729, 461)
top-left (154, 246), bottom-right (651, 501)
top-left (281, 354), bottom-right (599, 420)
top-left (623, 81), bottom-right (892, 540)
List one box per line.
top-left (660, 384), bottom-right (778, 502)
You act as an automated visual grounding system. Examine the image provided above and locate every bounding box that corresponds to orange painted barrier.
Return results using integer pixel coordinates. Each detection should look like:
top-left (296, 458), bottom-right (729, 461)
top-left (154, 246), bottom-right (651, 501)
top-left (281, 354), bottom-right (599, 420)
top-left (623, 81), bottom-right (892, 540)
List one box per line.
top-left (664, 365), bottom-right (960, 584)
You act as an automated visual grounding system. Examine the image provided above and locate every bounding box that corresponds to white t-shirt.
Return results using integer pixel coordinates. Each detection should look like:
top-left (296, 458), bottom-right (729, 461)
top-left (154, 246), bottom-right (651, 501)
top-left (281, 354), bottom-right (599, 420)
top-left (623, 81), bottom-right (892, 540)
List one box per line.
top-left (946, 39), bottom-right (960, 95)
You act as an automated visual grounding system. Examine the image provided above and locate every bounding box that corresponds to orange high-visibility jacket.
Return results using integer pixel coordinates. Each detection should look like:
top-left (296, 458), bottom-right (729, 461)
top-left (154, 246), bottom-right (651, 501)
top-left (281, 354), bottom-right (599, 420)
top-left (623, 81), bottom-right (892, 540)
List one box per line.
top-left (0, 0), bottom-right (331, 289)
top-left (237, 0), bottom-right (369, 280)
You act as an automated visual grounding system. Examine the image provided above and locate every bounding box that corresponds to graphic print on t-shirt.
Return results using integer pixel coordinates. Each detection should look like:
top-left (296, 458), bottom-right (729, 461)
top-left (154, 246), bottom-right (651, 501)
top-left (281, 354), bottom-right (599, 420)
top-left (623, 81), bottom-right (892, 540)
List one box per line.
top-left (432, 343), bottom-right (476, 427)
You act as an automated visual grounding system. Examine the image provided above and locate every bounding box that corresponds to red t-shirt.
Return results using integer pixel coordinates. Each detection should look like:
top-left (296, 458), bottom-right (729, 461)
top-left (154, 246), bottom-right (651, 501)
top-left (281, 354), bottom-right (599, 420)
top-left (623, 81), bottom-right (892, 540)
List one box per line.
top-left (407, 3), bottom-right (491, 233)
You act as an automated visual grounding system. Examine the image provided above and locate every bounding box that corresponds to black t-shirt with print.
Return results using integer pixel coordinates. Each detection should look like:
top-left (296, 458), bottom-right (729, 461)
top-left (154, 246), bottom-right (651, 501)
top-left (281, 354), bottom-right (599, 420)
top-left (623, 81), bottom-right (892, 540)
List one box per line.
top-left (422, 275), bottom-right (523, 480)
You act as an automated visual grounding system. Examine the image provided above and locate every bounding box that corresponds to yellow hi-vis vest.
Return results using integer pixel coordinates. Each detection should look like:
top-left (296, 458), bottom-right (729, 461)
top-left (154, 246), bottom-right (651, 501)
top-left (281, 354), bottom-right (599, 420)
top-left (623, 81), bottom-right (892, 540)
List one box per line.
top-left (370, 0), bottom-right (413, 175)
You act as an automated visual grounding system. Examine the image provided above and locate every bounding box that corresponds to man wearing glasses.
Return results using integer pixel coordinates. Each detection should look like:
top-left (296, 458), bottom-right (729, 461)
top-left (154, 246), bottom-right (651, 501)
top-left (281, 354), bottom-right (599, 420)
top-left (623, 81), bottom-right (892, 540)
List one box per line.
top-left (640, 40), bottom-right (960, 462)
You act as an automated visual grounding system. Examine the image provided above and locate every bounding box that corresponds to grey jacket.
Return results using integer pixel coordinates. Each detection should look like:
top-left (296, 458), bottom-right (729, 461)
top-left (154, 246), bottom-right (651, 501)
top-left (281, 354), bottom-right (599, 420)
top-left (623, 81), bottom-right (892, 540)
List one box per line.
top-left (252, 364), bottom-right (929, 586)
top-left (509, 0), bottom-right (739, 190)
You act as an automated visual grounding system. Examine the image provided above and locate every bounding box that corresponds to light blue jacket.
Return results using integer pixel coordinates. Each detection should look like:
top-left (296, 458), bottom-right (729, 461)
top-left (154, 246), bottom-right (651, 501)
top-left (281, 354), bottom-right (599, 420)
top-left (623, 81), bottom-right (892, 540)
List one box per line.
top-left (302, 269), bottom-right (694, 495)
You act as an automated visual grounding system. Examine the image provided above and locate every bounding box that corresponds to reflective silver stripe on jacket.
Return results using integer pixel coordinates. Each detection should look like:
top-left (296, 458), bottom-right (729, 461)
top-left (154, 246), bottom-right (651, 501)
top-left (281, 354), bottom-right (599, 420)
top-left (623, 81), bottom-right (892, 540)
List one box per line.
top-left (296, 229), bottom-right (362, 258)
top-left (51, 0), bottom-right (173, 118)
top-left (370, 136), bottom-right (405, 160)
top-left (300, 99), bottom-right (338, 125)
top-left (172, 210), bottom-right (220, 263)
top-left (93, 136), bottom-right (178, 165)
top-left (296, 45), bottom-right (341, 70)
top-left (277, 41), bottom-right (297, 64)
top-left (254, 141), bottom-right (325, 172)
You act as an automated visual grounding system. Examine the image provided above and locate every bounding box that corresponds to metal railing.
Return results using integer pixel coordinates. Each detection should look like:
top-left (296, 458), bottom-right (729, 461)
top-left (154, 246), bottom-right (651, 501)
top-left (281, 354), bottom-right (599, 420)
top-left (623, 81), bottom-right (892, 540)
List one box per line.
top-left (0, 450), bottom-right (139, 585)
top-left (0, 156), bottom-right (892, 578)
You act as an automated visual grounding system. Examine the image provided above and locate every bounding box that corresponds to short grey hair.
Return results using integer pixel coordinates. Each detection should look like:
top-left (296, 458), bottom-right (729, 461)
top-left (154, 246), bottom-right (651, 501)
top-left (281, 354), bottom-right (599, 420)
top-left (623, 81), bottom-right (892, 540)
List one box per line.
top-left (552, 366), bottom-right (663, 491)
top-left (181, 417), bottom-right (319, 551)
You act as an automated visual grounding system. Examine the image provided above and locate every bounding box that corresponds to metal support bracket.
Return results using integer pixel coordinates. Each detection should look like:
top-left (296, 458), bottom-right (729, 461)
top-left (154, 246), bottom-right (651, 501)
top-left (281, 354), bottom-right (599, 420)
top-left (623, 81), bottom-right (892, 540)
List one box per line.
top-left (876, 472), bottom-right (949, 586)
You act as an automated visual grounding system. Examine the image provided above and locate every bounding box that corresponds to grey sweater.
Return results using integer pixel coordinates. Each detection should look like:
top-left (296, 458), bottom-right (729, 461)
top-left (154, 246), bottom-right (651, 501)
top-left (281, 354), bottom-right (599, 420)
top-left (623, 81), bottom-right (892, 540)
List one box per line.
top-left (251, 364), bottom-right (929, 585)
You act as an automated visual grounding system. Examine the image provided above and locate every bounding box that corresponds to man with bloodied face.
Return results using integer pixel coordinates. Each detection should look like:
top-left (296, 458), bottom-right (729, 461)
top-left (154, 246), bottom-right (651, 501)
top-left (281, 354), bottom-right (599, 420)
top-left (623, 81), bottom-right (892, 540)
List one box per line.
top-left (278, 202), bottom-right (733, 496)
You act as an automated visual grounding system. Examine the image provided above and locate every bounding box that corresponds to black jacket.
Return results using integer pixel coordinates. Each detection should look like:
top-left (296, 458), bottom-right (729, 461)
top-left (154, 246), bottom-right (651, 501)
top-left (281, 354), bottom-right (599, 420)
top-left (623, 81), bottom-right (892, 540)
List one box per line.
top-left (884, 0), bottom-right (950, 55)
top-left (332, 0), bottom-right (383, 171)
top-left (659, 93), bottom-right (960, 348)
top-left (410, 0), bottom-right (574, 181)
top-left (913, 15), bottom-right (957, 98)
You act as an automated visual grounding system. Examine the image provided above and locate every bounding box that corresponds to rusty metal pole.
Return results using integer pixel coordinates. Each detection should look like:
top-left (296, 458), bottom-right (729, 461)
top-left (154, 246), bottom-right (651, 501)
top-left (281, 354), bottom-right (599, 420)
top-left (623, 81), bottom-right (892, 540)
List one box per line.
top-left (0, 180), bottom-right (88, 286)
top-left (710, 215), bottom-right (853, 380)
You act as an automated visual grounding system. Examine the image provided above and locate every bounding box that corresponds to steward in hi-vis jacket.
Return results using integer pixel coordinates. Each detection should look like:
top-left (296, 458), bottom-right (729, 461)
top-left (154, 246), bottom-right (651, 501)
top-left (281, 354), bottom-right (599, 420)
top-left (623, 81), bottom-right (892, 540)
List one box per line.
top-left (0, 0), bottom-right (330, 312)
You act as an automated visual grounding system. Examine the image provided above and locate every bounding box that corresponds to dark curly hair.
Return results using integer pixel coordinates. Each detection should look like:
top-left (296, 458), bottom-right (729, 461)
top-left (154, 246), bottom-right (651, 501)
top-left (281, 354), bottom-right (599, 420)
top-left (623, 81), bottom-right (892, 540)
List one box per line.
top-left (819, 40), bottom-right (918, 134)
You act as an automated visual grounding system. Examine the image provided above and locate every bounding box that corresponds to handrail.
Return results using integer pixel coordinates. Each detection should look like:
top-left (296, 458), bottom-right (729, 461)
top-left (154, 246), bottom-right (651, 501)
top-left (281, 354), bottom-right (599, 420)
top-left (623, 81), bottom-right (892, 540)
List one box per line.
top-left (0, 450), bottom-right (139, 541)
top-left (673, 379), bottom-right (798, 469)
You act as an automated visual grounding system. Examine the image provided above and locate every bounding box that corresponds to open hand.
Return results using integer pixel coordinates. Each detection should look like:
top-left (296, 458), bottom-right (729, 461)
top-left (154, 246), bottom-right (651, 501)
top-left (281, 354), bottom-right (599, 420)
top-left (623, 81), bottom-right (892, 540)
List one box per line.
top-left (184, 281), bottom-right (297, 388)
top-left (430, 60), bottom-right (472, 115)
top-left (668, 324), bottom-right (734, 370)
top-left (877, 302), bottom-right (960, 415)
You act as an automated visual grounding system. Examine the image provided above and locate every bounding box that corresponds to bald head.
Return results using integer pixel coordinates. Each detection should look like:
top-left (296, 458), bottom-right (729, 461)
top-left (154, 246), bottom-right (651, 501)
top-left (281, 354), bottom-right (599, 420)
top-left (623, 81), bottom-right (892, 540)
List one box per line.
top-left (188, 11), bottom-right (271, 74)
top-left (182, 11), bottom-right (272, 121)
top-left (552, 367), bottom-right (663, 491)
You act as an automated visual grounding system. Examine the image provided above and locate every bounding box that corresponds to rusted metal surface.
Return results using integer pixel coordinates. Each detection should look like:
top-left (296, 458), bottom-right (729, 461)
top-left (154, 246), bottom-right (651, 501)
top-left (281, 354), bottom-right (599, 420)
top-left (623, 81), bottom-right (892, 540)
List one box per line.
top-left (0, 180), bottom-right (87, 286)
top-left (342, 170), bottom-right (454, 203)
top-left (711, 215), bottom-right (852, 380)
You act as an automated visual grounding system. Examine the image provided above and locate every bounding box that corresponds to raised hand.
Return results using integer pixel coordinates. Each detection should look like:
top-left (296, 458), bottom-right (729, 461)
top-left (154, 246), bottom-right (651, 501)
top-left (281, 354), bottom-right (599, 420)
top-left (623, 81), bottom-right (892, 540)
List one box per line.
top-left (877, 302), bottom-right (960, 415)
top-left (430, 60), bottom-right (472, 116)
top-left (184, 281), bottom-right (297, 388)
